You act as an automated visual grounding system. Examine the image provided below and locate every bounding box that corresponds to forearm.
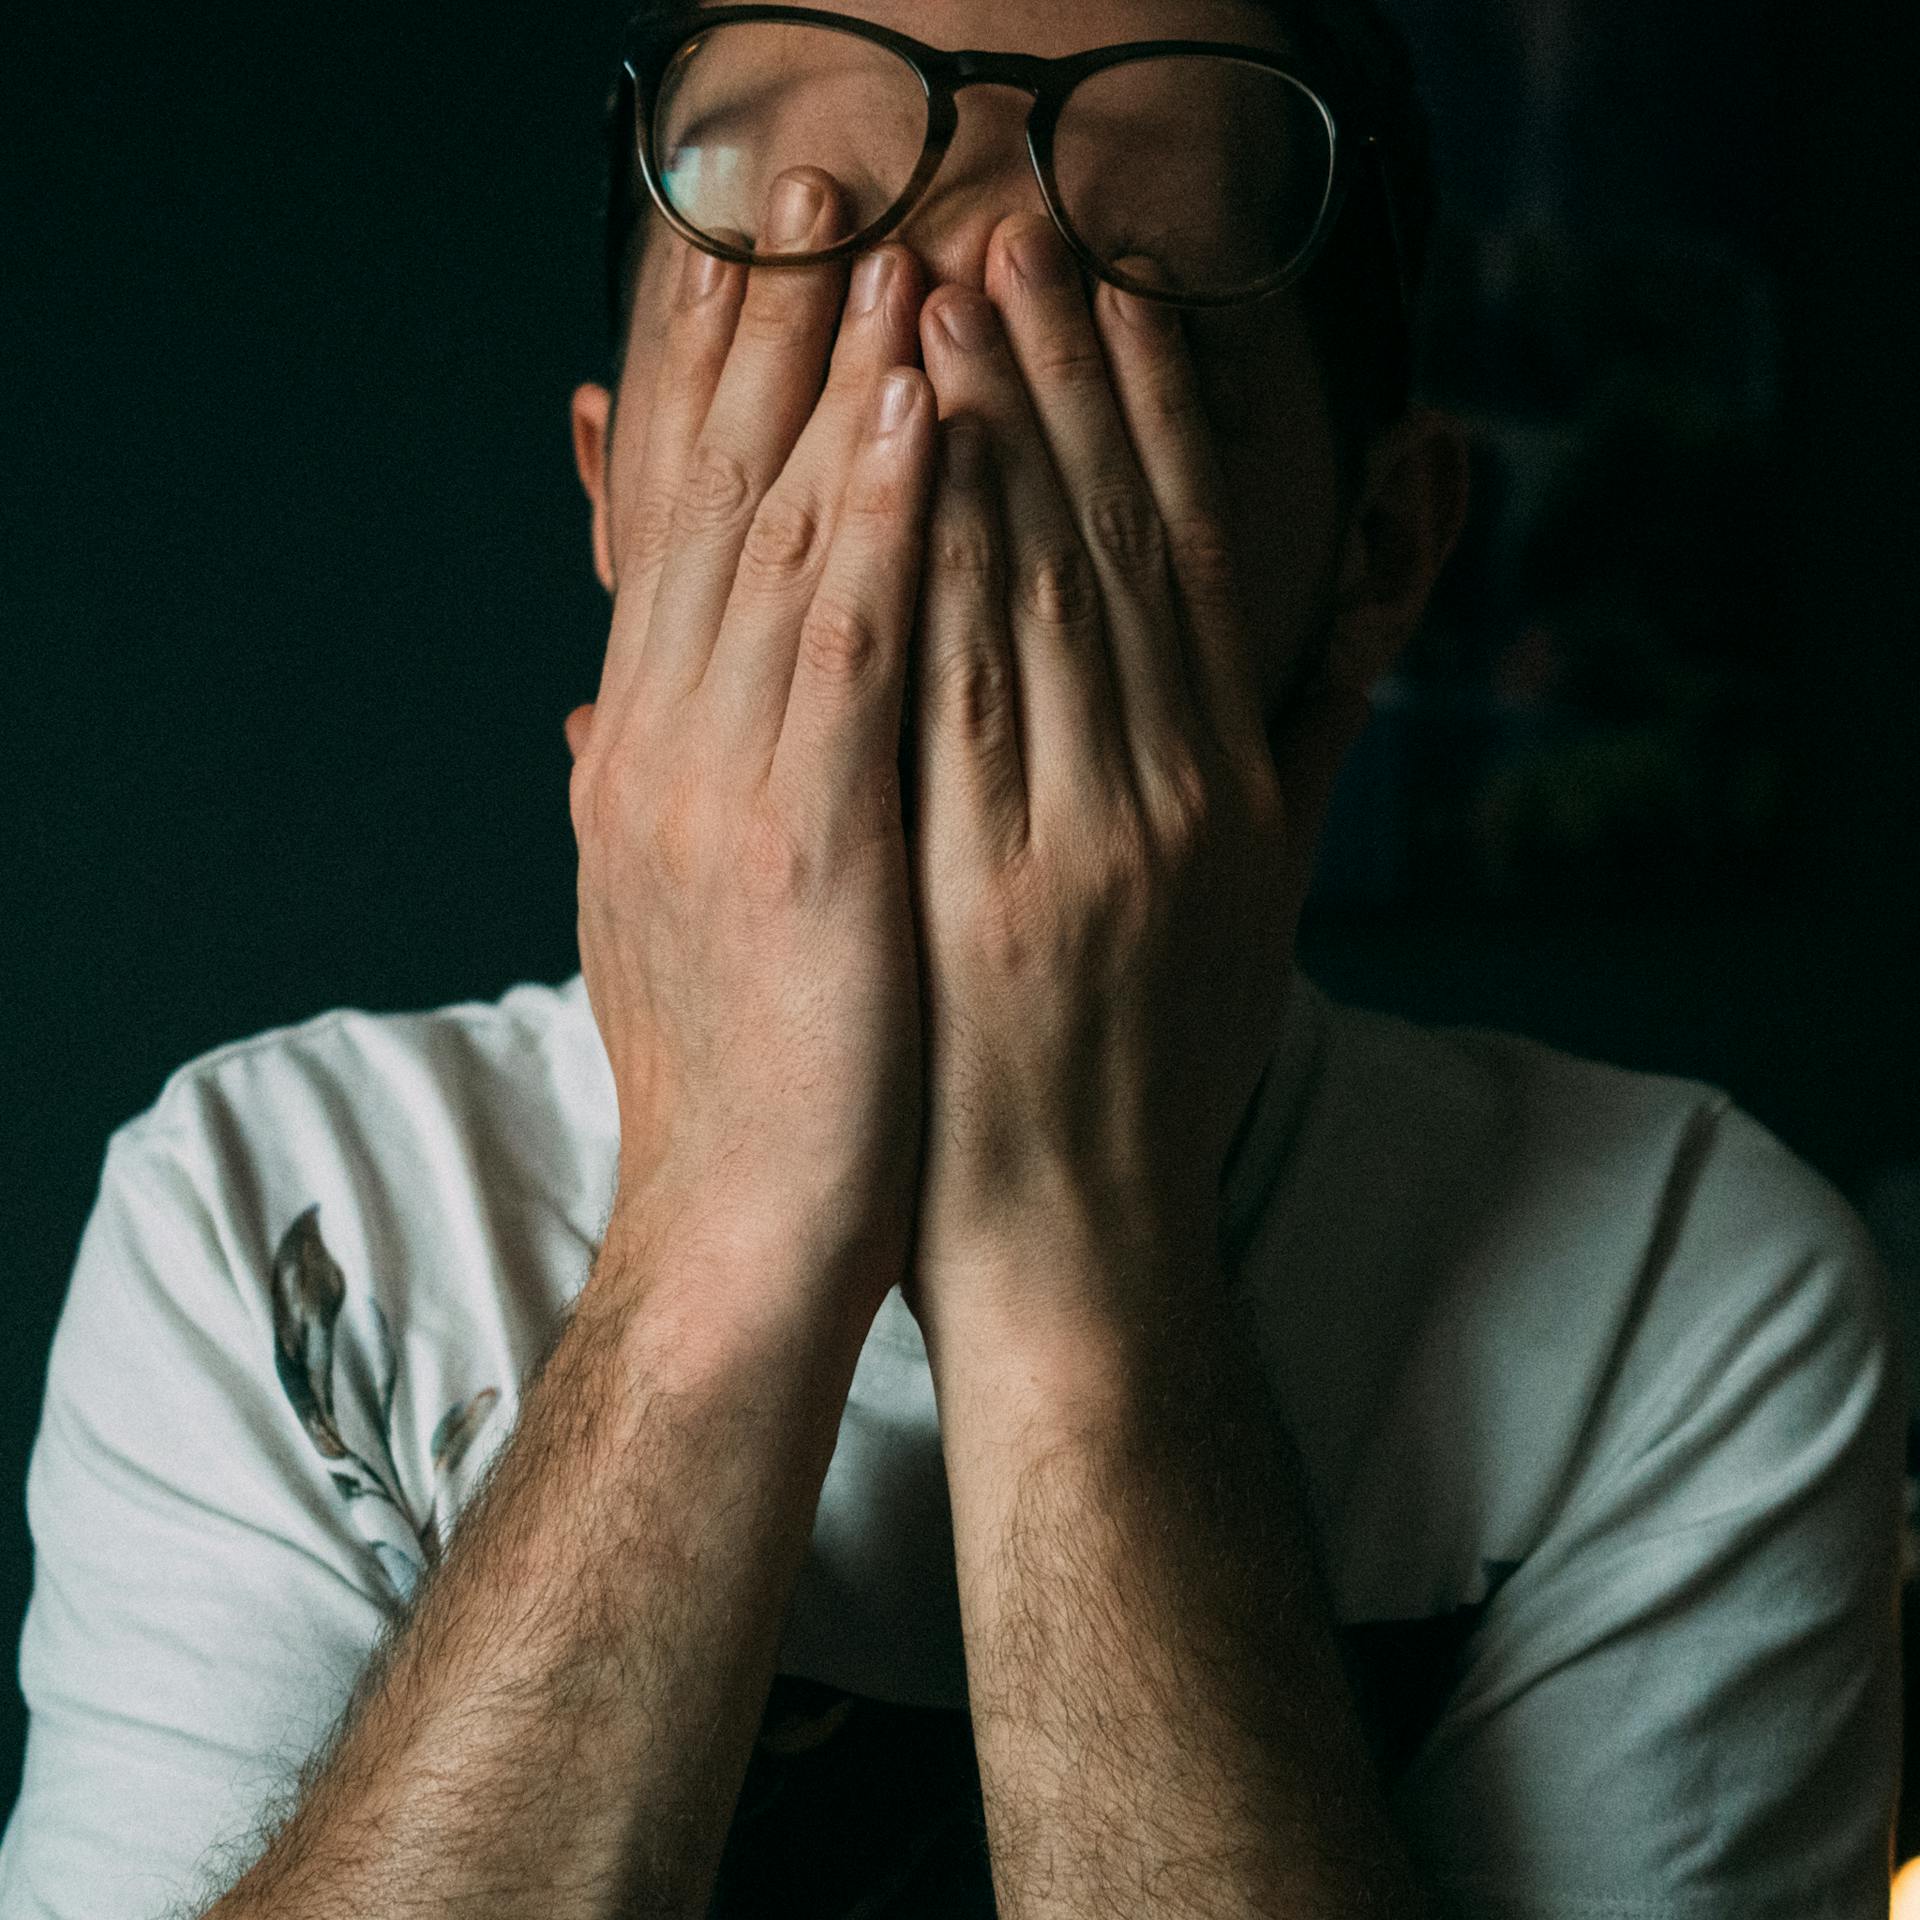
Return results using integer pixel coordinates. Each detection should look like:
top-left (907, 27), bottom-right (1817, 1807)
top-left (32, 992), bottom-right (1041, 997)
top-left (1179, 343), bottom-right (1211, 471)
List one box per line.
top-left (207, 1214), bottom-right (870, 1920)
top-left (927, 1260), bottom-right (1431, 1920)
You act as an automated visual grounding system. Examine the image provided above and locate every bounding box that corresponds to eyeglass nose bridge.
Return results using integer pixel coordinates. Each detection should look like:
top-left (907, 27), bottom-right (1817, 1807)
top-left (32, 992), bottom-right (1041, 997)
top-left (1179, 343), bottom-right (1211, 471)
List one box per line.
top-left (937, 49), bottom-right (1056, 95)
top-left (853, 47), bottom-right (1082, 288)
top-left (613, 27), bottom-right (1409, 335)
top-left (894, 49), bottom-right (1102, 276)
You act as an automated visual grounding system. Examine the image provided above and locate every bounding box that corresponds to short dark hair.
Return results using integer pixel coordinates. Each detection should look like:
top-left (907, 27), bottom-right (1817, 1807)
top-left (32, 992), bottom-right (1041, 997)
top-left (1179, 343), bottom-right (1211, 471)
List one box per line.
top-left (600, 0), bottom-right (1437, 511)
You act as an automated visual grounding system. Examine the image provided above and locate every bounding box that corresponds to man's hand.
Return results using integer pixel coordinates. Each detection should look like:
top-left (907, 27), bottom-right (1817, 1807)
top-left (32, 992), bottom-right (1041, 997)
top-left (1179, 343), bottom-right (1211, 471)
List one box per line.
top-left (902, 211), bottom-right (1371, 1349)
top-left (209, 188), bottom-right (950, 1920)
top-left (895, 220), bottom-right (1424, 1919)
top-left (567, 169), bottom-right (938, 1331)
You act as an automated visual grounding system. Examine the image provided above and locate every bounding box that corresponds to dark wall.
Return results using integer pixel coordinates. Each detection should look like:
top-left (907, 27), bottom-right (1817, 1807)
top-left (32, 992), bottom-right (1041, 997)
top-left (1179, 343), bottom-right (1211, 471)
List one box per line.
top-left (1299, 0), bottom-right (1920, 1190)
top-left (3, 0), bottom-right (633, 1819)
top-left (5, 0), bottom-right (1917, 1831)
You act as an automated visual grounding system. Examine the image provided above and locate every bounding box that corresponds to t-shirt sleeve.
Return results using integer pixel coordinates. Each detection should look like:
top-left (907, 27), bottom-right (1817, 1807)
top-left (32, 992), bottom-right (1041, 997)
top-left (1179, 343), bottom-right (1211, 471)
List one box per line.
top-left (1391, 1102), bottom-right (1905, 1920)
top-left (0, 1117), bottom-right (416, 1920)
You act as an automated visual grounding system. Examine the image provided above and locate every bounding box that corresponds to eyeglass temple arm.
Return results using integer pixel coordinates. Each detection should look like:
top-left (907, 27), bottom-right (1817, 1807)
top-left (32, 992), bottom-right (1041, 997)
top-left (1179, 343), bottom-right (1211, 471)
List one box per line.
top-left (605, 72), bottom-right (638, 347)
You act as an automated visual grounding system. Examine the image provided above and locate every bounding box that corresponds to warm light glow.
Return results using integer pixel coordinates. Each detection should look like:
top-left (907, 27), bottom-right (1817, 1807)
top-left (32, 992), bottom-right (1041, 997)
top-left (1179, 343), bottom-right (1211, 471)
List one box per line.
top-left (1891, 1857), bottom-right (1920, 1919)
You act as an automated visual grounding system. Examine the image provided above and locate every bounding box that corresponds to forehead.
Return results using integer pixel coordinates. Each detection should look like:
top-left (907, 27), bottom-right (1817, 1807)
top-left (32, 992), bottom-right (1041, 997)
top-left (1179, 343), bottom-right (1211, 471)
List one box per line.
top-left (690, 0), bottom-right (1294, 61)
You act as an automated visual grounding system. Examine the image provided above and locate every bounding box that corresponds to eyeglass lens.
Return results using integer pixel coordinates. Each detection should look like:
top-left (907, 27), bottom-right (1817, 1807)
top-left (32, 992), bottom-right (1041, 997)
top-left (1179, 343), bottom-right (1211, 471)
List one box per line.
top-left (650, 22), bottom-right (1338, 297)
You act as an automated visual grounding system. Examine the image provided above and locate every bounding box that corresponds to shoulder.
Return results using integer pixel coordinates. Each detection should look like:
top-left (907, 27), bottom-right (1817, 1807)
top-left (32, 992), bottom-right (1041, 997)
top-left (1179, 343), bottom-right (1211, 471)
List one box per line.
top-left (1274, 985), bottom-right (1899, 1620)
top-left (38, 977), bottom-right (616, 1612)
top-left (99, 974), bottom-right (616, 1299)
top-left (87, 969), bottom-right (620, 1400)
top-left (1315, 987), bottom-right (1884, 1318)
top-left (1317, 989), bottom-right (1740, 1203)
top-left (1277, 995), bottom-right (1902, 1912)
top-left (117, 972), bottom-right (609, 1180)
top-left (1317, 1009), bottom-right (1905, 1912)
top-left (72, 974), bottom-right (618, 1481)
top-left (3, 984), bottom-right (612, 1911)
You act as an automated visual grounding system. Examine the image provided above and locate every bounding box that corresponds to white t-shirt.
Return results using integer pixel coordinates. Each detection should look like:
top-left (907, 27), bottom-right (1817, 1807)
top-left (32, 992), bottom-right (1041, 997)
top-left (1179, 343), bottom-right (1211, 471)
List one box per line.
top-left (0, 969), bottom-right (1901, 1919)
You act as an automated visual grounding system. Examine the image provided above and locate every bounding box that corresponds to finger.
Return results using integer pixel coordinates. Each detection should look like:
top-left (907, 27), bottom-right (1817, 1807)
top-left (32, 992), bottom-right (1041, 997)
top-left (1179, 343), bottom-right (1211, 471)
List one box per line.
top-left (596, 230), bottom-right (749, 719)
top-left (986, 215), bottom-right (1200, 780)
top-left (638, 167), bottom-right (853, 709)
top-left (1094, 265), bottom-right (1270, 769)
top-left (771, 369), bottom-right (937, 838)
top-left (701, 243), bottom-right (926, 763)
top-left (919, 283), bottom-right (1132, 818)
top-left (911, 416), bottom-right (1026, 863)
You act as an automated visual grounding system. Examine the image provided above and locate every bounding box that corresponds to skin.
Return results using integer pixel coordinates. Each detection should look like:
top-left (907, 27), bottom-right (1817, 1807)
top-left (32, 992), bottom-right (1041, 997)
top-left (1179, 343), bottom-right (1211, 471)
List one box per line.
top-left (576, 0), bottom-right (1465, 733)
top-left (565, 0), bottom-right (1470, 1316)
top-left (552, 0), bottom-right (1469, 1909)
top-left (200, 5), bottom-right (1471, 1915)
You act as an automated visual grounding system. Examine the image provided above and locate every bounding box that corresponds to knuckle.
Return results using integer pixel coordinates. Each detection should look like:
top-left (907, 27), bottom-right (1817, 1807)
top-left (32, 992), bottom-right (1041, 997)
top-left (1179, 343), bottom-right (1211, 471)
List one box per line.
top-left (673, 441), bottom-right (757, 538)
top-left (737, 806), bottom-right (816, 909)
top-left (1142, 370), bottom-right (1206, 436)
top-left (931, 640), bottom-right (1015, 743)
top-left (957, 851), bottom-right (1051, 976)
top-left (1086, 817), bottom-right (1154, 914)
top-left (734, 282), bottom-right (824, 349)
top-left (799, 595), bottom-right (886, 682)
top-left (1144, 751), bottom-right (1213, 849)
top-left (642, 769), bottom-right (706, 888)
top-left (932, 515), bottom-right (999, 585)
top-left (1167, 512), bottom-right (1240, 605)
top-left (1015, 536), bottom-right (1100, 632)
top-left (628, 493), bottom-right (677, 572)
top-left (567, 758), bottom-right (599, 848)
top-left (969, 889), bottom-right (1034, 977)
top-left (571, 752), bottom-right (628, 853)
top-left (1033, 332), bottom-right (1110, 393)
top-left (841, 459), bottom-right (917, 531)
top-left (729, 294), bottom-right (789, 349)
top-left (742, 491), bottom-right (826, 585)
top-left (1083, 484), bottom-right (1166, 574)
top-left (572, 746), bottom-right (727, 898)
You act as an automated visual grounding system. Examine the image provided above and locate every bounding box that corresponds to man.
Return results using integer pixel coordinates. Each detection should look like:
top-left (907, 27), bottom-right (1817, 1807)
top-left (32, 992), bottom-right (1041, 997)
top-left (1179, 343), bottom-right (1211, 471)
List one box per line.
top-left (0, 0), bottom-right (1900, 1915)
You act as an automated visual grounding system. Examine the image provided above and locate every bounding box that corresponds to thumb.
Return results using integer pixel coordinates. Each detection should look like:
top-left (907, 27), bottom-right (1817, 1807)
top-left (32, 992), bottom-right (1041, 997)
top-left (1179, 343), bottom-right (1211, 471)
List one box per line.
top-left (563, 702), bottom-right (597, 762)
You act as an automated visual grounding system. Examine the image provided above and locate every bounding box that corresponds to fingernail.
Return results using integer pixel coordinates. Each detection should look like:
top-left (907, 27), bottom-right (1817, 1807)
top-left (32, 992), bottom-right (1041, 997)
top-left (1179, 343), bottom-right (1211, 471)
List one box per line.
top-left (852, 249), bottom-right (895, 317)
top-left (679, 245), bottom-right (726, 306)
top-left (1007, 220), bottom-right (1073, 289)
top-left (769, 174), bottom-right (824, 248)
top-left (936, 291), bottom-right (997, 352)
top-left (1108, 256), bottom-right (1177, 334)
top-left (876, 370), bottom-right (920, 436)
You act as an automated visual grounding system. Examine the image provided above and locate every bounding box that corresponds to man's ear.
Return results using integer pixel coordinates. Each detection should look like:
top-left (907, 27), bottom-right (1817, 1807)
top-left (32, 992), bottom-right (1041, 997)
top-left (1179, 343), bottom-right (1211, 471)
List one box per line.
top-left (1325, 406), bottom-right (1472, 693)
top-left (571, 382), bottom-right (617, 598)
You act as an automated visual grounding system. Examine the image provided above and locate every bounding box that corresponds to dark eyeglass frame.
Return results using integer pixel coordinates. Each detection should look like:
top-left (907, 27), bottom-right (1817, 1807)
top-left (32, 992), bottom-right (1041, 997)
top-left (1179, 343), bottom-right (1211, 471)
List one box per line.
top-left (605, 3), bottom-right (1412, 336)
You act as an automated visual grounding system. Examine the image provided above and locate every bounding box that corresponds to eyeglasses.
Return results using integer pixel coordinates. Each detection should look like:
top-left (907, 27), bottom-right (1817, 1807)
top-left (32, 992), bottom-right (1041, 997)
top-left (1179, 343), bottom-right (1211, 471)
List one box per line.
top-left (606, 3), bottom-right (1411, 332)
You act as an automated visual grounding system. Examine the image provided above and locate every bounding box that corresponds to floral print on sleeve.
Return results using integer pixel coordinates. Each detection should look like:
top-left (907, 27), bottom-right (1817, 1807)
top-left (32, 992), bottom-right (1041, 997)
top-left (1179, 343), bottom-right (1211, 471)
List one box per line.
top-left (269, 1204), bottom-right (499, 1607)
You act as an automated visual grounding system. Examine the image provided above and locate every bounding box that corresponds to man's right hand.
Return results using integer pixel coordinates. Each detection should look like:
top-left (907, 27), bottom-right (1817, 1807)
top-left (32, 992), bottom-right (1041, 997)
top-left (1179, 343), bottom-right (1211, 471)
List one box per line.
top-left (193, 173), bottom-right (943, 1920)
top-left (567, 171), bottom-right (936, 1327)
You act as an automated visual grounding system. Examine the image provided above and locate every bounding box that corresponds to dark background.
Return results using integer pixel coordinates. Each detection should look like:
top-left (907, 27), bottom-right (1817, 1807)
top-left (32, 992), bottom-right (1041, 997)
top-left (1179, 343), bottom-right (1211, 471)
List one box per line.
top-left (4, 0), bottom-right (1917, 1835)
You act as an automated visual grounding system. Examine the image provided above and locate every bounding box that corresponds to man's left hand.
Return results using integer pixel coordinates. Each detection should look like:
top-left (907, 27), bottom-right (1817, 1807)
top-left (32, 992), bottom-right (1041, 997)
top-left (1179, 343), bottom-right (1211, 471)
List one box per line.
top-left (902, 212), bottom-right (1370, 1355)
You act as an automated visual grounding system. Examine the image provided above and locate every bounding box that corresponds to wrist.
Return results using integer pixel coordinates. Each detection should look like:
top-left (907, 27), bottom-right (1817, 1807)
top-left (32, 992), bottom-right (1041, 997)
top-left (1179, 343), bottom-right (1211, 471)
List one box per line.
top-left (595, 1187), bottom-right (898, 1382)
top-left (915, 1220), bottom-right (1229, 1412)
